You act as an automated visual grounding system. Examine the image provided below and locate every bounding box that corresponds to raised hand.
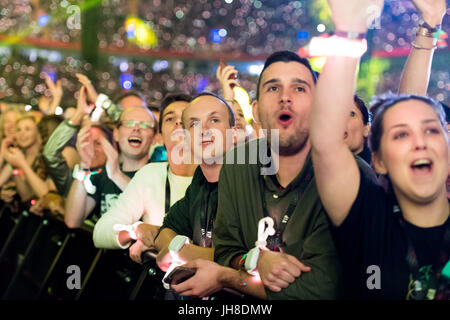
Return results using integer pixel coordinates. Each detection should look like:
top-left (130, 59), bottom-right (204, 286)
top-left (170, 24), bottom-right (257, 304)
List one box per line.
top-left (75, 73), bottom-right (99, 104)
top-left (45, 74), bottom-right (63, 100)
top-left (76, 126), bottom-right (95, 169)
top-left (327, 0), bottom-right (384, 33)
top-left (412, 0), bottom-right (446, 26)
top-left (99, 136), bottom-right (119, 180)
top-left (4, 147), bottom-right (27, 170)
top-left (216, 64), bottom-right (239, 101)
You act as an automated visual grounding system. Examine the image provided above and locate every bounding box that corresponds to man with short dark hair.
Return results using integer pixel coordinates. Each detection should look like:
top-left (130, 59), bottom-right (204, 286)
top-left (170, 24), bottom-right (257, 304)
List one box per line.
top-left (169, 51), bottom-right (343, 300)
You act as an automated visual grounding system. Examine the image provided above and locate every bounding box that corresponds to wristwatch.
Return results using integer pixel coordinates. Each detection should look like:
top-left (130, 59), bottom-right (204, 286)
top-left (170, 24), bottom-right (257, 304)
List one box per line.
top-left (168, 235), bottom-right (190, 254)
top-left (244, 247), bottom-right (261, 276)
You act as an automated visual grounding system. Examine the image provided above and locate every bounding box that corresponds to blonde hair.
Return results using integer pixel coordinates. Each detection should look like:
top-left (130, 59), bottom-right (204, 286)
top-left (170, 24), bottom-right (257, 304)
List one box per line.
top-left (0, 106), bottom-right (25, 140)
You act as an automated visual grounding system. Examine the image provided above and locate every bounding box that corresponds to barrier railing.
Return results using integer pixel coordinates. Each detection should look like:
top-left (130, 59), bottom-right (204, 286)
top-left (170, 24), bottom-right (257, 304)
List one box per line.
top-left (0, 202), bottom-right (164, 300)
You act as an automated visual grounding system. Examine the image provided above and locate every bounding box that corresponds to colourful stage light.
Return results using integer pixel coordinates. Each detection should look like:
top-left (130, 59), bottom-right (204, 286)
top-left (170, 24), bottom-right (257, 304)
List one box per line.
top-left (120, 73), bottom-right (133, 90)
top-left (125, 16), bottom-right (158, 49)
top-left (38, 14), bottom-right (50, 27)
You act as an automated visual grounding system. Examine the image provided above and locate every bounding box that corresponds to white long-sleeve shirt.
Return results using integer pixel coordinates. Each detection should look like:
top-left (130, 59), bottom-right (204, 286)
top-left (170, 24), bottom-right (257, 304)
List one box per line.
top-left (93, 162), bottom-right (193, 249)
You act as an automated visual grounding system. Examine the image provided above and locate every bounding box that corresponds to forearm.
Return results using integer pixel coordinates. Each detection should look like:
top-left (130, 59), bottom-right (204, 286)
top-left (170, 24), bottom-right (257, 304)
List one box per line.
top-left (220, 267), bottom-right (267, 300)
top-left (21, 164), bottom-right (50, 199)
top-left (179, 244), bottom-right (214, 262)
top-left (47, 96), bottom-right (61, 115)
top-left (311, 55), bottom-right (360, 153)
top-left (155, 227), bottom-right (177, 252)
top-left (0, 165), bottom-right (12, 187)
top-left (65, 180), bottom-right (89, 228)
top-left (14, 176), bottom-right (33, 202)
top-left (398, 34), bottom-right (436, 95)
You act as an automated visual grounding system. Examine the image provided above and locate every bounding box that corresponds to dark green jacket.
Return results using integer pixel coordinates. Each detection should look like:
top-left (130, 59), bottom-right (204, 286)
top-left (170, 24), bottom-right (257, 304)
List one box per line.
top-left (213, 139), bottom-right (343, 300)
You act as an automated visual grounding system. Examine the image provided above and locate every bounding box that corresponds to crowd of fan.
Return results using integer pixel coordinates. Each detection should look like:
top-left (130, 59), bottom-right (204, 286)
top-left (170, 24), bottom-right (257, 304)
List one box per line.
top-left (0, 0), bottom-right (449, 302)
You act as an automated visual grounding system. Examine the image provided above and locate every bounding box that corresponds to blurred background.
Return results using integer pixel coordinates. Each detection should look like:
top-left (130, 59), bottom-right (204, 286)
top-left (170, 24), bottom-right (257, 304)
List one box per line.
top-left (0, 0), bottom-right (449, 111)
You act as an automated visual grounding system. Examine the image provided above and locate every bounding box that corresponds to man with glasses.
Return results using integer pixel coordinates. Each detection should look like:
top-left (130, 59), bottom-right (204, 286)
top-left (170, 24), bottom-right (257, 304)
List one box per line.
top-left (93, 93), bottom-right (197, 264)
top-left (65, 106), bottom-right (157, 228)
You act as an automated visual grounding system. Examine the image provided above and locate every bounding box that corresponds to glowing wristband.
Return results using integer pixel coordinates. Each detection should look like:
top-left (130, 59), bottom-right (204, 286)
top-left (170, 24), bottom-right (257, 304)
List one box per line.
top-left (95, 93), bottom-right (109, 109)
top-left (113, 221), bottom-right (143, 240)
top-left (72, 164), bottom-right (101, 194)
top-left (162, 235), bottom-right (190, 290)
top-left (245, 217), bottom-right (275, 275)
top-left (309, 36), bottom-right (368, 58)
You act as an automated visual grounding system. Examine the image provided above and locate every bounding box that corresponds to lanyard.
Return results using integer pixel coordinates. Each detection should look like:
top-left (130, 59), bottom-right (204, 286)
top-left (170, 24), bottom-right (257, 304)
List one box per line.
top-left (393, 202), bottom-right (450, 300)
top-left (165, 164), bottom-right (170, 213)
top-left (199, 182), bottom-right (217, 248)
top-left (258, 161), bottom-right (314, 250)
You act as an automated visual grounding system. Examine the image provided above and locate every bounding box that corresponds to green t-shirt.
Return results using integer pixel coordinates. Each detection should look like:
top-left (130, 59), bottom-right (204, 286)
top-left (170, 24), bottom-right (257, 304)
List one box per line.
top-left (213, 139), bottom-right (343, 300)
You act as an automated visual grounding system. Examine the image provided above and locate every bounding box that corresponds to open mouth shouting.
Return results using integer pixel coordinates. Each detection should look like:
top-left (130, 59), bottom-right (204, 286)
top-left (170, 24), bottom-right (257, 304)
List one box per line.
top-left (277, 111), bottom-right (293, 127)
top-left (128, 136), bottom-right (142, 148)
top-left (410, 158), bottom-right (433, 176)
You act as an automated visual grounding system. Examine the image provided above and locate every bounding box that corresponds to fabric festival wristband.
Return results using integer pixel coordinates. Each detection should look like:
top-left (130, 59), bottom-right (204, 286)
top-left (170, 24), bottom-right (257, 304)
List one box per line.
top-left (72, 164), bottom-right (98, 194)
top-left (334, 30), bottom-right (367, 40)
top-left (113, 221), bottom-right (143, 240)
top-left (309, 36), bottom-right (368, 58)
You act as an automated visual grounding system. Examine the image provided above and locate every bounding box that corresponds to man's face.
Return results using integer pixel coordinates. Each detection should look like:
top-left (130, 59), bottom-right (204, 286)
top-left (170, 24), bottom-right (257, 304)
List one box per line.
top-left (114, 107), bottom-right (156, 160)
top-left (183, 95), bottom-right (234, 164)
top-left (119, 95), bottom-right (145, 109)
top-left (160, 101), bottom-right (189, 153)
top-left (254, 61), bottom-right (315, 156)
top-left (344, 104), bottom-right (370, 154)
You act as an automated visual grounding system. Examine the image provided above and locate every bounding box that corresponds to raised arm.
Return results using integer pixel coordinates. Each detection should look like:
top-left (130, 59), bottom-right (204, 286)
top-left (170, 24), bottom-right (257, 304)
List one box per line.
top-left (64, 126), bottom-right (96, 228)
top-left (398, 0), bottom-right (447, 95)
top-left (45, 74), bottom-right (63, 115)
top-left (310, 0), bottom-right (384, 227)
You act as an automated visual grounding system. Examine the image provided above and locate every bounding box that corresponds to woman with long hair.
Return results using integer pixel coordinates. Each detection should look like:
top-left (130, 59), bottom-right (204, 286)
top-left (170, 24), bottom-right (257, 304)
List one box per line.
top-left (310, 0), bottom-right (448, 299)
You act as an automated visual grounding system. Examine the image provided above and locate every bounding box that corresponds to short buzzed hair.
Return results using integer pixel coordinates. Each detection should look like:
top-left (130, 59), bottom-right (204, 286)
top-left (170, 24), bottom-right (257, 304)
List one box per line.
top-left (182, 92), bottom-right (236, 129)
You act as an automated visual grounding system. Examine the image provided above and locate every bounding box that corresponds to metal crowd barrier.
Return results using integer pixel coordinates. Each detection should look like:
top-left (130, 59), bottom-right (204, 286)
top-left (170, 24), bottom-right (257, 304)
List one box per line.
top-left (0, 202), bottom-right (164, 300)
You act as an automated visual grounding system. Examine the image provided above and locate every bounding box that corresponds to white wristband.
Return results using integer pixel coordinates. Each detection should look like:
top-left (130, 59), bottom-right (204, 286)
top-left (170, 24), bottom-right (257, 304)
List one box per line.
top-left (95, 93), bottom-right (109, 109)
top-left (113, 221), bottom-right (143, 240)
top-left (309, 36), bottom-right (368, 58)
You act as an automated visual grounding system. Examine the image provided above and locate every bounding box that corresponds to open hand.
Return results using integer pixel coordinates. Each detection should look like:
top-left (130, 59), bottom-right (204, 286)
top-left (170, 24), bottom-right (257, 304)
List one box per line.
top-left (412, 0), bottom-right (446, 27)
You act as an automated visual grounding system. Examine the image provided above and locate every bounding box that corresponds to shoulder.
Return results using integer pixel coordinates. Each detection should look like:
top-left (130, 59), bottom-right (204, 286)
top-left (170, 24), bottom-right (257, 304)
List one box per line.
top-left (134, 162), bottom-right (168, 178)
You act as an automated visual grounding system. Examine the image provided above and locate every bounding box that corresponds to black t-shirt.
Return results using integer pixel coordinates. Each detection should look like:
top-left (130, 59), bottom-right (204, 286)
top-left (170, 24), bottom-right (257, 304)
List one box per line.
top-left (159, 166), bottom-right (218, 248)
top-left (86, 169), bottom-right (137, 223)
top-left (332, 167), bottom-right (449, 300)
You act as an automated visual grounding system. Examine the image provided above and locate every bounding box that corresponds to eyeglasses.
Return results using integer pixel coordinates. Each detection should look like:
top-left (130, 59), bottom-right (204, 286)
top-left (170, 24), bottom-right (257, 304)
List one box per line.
top-left (120, 120), bottom-right (155, 129)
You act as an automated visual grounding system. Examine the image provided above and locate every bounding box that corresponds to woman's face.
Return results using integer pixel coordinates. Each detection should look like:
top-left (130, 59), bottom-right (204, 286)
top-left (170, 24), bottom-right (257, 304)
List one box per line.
top-left (373, 100), bottom-right (449, 203)
top-left (16, 118), bottom-right (40, 149)
top-left (4, 110), bottom-right (19, 138)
